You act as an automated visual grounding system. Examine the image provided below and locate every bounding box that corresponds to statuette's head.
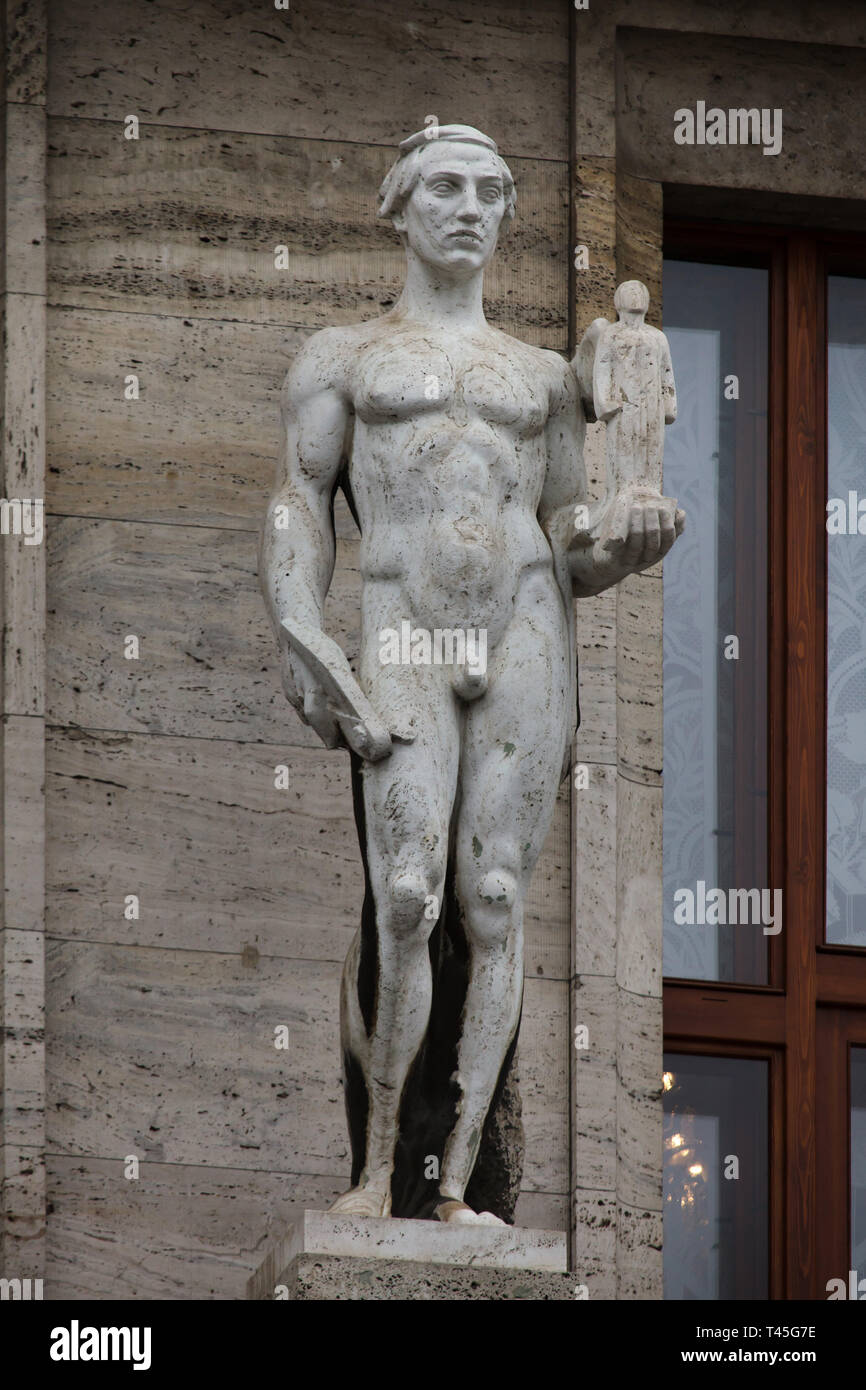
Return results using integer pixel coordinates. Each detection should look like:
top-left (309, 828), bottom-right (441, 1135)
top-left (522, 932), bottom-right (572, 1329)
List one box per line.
top-left (379, 124), bottom-right (515, 275)
top-left (613, 279), bottom-right (650, 318)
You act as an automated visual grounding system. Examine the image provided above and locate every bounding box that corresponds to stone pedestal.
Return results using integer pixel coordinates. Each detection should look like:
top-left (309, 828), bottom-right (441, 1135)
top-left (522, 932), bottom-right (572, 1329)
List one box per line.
top-left (247, 1210), bottom-right (579, 1301)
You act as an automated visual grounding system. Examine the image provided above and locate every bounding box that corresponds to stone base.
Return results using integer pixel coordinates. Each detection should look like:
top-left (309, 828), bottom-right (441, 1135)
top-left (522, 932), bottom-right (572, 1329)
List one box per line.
top-left (247, 1210), bottom-right (576, 1302)
top-left (274, 1253), bottom-right (577, 1300)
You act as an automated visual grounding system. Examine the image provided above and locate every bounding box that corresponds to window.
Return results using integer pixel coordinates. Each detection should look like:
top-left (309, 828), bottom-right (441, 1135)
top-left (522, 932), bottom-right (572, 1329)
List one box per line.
top-left (663, 225), bottom-right (866, 1300)
top-left (851, 1048), bottom-right (866, 1283)
top-left (663, 260), bottom-right (769, 985)
top-left (826, 275), bottom-right (866, 947)
top-left (663, 1054), bottom-right (769, 1300)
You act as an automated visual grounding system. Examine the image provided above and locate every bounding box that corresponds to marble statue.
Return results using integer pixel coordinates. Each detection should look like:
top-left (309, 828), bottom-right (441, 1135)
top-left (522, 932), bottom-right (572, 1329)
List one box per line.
top-left (259, 124), bottom-right (684, 1227)
top-left (592, 278), bottom-right (677, 490)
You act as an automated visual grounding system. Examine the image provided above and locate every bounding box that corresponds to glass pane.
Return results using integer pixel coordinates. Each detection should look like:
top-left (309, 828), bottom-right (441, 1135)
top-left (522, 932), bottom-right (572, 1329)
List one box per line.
top-left (826, 276), bottom-right (866, 946)
top-left (663, 1053), bottom-right (769, 1300)
top-left (662, 261), bottom-right (770, 983)
top-left (853, 1047), bottom-right (866, 1282)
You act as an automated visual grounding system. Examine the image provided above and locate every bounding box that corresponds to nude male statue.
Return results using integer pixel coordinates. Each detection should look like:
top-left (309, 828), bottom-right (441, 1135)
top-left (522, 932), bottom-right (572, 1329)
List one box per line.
top-left (259, 125), bottom-right (683, 1226)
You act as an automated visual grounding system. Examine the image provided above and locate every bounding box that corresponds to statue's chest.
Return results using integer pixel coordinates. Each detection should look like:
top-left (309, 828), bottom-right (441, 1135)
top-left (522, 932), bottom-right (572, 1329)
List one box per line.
top-left (614, 332), bottom-right (661, 376)
top-left (352, 338), bottom-right (547, 437)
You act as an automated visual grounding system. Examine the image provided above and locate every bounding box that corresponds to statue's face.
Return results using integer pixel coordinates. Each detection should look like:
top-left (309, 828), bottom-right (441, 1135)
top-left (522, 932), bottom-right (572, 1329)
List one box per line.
top-left (615, 281), bottom-right (649, 315)
top-left (395, 143), bottom-right (508, 275)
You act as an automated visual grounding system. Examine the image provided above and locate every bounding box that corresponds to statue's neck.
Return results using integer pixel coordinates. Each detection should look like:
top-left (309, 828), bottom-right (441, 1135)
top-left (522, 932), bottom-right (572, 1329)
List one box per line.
top-left (395, 253), bottom-right (487, 329)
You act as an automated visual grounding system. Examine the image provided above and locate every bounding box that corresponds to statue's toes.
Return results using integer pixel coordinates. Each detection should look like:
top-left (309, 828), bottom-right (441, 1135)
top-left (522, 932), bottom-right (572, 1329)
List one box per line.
top-left (328, 1188), bottom-right (390, 1218)
top-left (435, 1199), bottom-right (507, 1226)
top-left (473, 1210), bottom-right (508, 1227)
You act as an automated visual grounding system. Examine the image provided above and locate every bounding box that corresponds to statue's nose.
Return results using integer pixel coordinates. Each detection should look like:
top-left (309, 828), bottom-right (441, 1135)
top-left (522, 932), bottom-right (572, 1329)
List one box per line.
top-left (457, 193), bottom-right (482, 221)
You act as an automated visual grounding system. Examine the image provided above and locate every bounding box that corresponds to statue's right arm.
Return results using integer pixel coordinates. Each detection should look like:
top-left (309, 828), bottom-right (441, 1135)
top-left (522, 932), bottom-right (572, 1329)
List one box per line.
top-left (259, 329), bottom-right (350, 741)
top-left (591, 336), bottom-right (623, 424)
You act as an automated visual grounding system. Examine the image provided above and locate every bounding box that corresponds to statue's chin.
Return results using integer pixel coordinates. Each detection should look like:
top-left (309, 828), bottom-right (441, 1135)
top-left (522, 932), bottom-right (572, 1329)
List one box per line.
top-left (412, 245), bottom-right (491, 278)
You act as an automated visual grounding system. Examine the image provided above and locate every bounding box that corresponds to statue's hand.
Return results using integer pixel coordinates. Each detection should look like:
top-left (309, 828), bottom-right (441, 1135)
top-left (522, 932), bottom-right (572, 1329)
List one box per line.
top-left (278, 631), bottom-right (393, 761)
top-left (589, 485), bottom-right (685, 586)
top-left (278, 637), bottom-right (342, 750)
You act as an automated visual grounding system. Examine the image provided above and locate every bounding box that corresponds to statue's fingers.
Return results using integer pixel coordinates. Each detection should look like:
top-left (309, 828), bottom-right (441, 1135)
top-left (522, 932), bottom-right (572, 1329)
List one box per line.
top-left (623, 505), bottom-right (645, 567)
top-left (674, 508), bottom-right (686, 535)
top-left (304, 688), bottom-right (341, 749)
top-left (643, 505), bottom-right (661, 561)
top-left (606, 491), bottom-right (631, 544)
top-left (340, 717), bottom-right (392, 763)
top-left (658, 503), bottom-right (676, 551)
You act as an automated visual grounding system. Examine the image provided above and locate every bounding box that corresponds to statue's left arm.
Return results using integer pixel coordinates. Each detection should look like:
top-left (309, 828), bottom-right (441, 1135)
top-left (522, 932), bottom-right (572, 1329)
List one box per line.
top-left (660, 328), bottom-right (678, 425)
top-left (536, 352), bottom-right (591, 601)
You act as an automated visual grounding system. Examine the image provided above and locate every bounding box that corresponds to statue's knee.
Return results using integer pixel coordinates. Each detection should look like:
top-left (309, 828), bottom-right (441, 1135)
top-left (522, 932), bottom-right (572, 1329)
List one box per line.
top-left (465, 867), bottom-right (519, 948)
top-left (385, 867), bottom-right (435, 938)
top-left (477, 868), bottom-right (518, 912)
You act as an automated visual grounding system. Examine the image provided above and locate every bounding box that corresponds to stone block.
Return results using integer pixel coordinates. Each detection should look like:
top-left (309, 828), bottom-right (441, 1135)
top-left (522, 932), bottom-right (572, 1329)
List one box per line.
top-left (47, 127), bottom-right (568, 348)
top-left (269, 1254), bottom-right (579, 1300)
top-left (47, 0), bottom-right (569, 159)
top-left (248, 1210), bottom-right (574, 1301)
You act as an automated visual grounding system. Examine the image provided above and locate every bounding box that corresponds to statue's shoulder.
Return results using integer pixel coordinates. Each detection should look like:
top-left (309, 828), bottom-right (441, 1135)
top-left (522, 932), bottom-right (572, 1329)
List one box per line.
top-left (649, 322), bottom-right (673, 348)
top-left (634, 320), bottom-right (674, 359)
top-left (489, 328), bottom-right (574, 392)
top-left (283, 321), bottom-right (372, 400)
top-left (523, 341), bottom-right (578, 415)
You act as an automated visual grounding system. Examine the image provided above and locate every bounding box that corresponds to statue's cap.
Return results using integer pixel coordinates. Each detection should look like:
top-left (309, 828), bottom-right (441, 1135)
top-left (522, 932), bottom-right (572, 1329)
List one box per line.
top-left (397, 124), bottom-right (499, 156)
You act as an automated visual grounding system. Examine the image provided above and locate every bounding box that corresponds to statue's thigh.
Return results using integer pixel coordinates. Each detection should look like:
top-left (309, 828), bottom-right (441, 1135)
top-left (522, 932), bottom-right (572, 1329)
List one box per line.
top-left (361, 664), bottom-right (460, 882)
top-left (456, 610), bottom-right (570, 892)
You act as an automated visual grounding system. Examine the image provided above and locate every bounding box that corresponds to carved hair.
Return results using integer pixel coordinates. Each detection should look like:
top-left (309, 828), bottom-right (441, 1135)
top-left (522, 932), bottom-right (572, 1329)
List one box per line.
top-left (378, 123), bottom-right (516, 225)
top-left (613, 279), bottom-right (650, 314)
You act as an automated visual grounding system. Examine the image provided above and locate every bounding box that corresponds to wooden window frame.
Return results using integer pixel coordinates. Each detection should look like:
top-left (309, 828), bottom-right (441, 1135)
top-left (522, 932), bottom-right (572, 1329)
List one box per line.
top-left (662, 221), bottom-right (866, 1300)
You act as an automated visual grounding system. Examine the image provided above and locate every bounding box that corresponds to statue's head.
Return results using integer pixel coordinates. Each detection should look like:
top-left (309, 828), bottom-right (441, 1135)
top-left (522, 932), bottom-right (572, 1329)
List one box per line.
top-left (379, 123), bottom-right (515, 275)
top-left (614, 280), bottom-right (650, 317)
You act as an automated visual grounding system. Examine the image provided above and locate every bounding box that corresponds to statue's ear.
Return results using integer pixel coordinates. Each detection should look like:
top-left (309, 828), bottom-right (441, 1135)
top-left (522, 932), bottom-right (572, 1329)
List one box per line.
top-left (572, 317), bottom-right (608, 423)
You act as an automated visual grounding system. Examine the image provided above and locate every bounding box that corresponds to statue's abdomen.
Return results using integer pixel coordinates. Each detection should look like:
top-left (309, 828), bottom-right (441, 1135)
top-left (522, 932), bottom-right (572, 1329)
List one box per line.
top-left (353, 423), bottom-right (549, 641)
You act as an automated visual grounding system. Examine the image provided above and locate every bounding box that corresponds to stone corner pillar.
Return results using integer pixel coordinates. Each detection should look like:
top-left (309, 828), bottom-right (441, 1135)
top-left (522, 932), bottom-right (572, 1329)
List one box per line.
top-left (567, 119), bottom-right (666, 1295)
top-left (0, 0), bottom-right (48, 1281)
top-left (613, 171), bottom-right (665, 1301)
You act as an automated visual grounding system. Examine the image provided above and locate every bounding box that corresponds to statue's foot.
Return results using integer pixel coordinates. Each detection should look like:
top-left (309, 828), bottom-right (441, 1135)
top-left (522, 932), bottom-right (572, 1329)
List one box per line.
top-left (433, 1198), bottom-right (506, 1227)
top-left (328, 1184), bottom-right (391, 1219)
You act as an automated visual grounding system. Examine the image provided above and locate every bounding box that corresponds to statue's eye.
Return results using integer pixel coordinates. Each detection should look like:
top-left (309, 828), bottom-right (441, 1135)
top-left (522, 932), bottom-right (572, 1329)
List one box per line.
top-left (480, 187), bottom-right (502, 202)
top-left (431, 181), bottom-right (457, 194)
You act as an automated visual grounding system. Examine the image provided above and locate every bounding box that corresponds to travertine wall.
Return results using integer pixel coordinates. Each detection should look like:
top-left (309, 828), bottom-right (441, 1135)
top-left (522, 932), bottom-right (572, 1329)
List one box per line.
top-left (0, 0), bottom-right (48, 1290)
top-left (4, 0), bottom-right (864, 1304)
top-left (39, 0), bottom-right (572, 1298)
